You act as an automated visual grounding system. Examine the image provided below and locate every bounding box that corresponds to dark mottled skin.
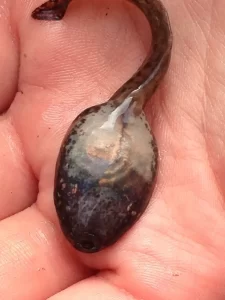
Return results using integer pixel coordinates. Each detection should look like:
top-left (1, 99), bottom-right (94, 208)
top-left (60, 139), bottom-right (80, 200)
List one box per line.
top-left (32, 0), bottom-right (172, 253)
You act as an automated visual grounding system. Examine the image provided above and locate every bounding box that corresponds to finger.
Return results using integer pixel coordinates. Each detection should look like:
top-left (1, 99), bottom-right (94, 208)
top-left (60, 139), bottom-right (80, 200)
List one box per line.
top-left (0, 115), bottom-right (36, 220)
top-left (0, 206), bottom-right (91, 299)
top-left (0, 1), bottom-right (18, 112)
top-left (0, 1), bottom-right (29, 219)
top-left (48, 277), bottom-right (136, 300)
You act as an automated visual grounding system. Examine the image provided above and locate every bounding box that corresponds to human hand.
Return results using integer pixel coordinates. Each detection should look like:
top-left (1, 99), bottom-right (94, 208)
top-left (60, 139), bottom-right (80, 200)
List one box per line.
top-left (1, 0), bottom-right (225, 299)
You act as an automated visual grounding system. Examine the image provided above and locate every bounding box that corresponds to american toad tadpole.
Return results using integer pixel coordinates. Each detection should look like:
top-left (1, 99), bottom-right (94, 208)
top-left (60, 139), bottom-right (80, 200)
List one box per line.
top-left (32, 0), bottom-right (173, 253)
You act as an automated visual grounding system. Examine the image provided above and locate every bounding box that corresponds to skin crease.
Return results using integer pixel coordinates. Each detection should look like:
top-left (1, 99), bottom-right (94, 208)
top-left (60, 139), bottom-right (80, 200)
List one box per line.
top-left (0, 0), bottom-right (225, 299)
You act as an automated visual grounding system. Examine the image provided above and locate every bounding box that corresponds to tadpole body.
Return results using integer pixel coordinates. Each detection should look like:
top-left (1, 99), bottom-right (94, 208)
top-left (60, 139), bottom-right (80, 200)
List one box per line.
top-left (32, 0), bottom-right (173, 253)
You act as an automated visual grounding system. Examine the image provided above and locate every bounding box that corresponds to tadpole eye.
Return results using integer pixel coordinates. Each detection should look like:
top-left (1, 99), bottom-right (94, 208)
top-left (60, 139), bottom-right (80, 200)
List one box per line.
top-left (75, 232), bottom-right (102, 253)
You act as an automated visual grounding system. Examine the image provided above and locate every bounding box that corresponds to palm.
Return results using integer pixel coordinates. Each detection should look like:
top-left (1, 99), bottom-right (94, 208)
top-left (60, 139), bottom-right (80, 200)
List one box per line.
top-left (1, 0), bottom-right (225, 299)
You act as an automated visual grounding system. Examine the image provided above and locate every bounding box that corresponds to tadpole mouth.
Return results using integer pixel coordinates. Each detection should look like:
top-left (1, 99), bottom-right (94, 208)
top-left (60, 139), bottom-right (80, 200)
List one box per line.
top-left (75, 232), bottom-right (102, 253)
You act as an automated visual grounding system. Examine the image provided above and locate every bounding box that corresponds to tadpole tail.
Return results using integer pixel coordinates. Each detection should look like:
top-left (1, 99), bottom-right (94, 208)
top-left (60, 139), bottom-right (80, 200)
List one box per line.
top-left (111, 0), bottom-right (173, 108)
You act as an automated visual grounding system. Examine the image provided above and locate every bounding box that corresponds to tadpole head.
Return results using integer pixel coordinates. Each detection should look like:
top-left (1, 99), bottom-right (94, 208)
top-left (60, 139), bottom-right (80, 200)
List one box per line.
top-left (55, 184), bottom-right (149, 253)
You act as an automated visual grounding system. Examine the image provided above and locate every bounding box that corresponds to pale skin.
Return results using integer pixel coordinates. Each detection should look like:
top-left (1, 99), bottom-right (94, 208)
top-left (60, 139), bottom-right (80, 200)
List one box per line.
top-left (1, 0), bottom-right (225, 299)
